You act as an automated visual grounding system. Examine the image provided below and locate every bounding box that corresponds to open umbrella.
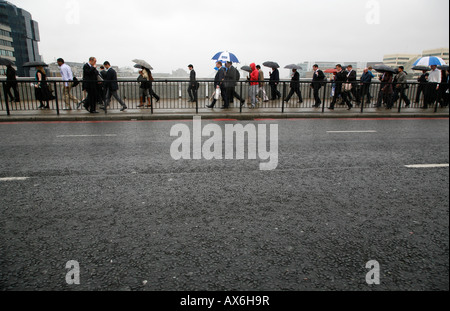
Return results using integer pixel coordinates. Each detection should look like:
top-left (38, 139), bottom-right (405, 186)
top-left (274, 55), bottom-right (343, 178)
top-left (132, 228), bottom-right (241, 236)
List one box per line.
top-left (212, 51), bottom-right (240, 64)
top-left (0, 57), bottom-right (14, 66)
top-left (412, 66), bottom-right (431, 71)
top-left (373, 64), bottom-right (396, 73)
top-left (284, 64), bottom-right (303, 70)
top-left (263, 61), bottom-right (280, 69)
top-left (324, 68), bottom-right (337, 74)
top-left (438, 65), bottom-right (449, 71)
top-left (413, 56), bottom-right (446, 67)
top-left (22, 61), bottom-right (48, 67)
top-left (132, 59), bottom-right (153, 70)
top-left (241, 65), bottom-right (252, 73)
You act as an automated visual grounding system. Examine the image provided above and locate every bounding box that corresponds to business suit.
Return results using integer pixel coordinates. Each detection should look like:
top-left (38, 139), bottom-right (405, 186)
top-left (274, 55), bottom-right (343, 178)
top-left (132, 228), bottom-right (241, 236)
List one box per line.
top-left (415, 73), bottom-right (429, 104)
top-left (224, 65), bottom-right (244, 108)
top-left (104, 67), bottom-right (126, 110)
top-left (208, 67), bottom-right (227, 108)
top-left (83, 63), bottom-right (100, 113)
top-left (269, 69), bottom-right (281, 100)
top-left (329, 70), bottom-right (352, 109)
top-left (188, 69), bottom-right (197, 102)
top-left (345, 69), bottom-right (360, 103)
top-left (312, 69), bottom-right (325, 107)
top-left (4, 66), bottom-right (20, 103)
top-left (284, 71), bottom-right (303, 103)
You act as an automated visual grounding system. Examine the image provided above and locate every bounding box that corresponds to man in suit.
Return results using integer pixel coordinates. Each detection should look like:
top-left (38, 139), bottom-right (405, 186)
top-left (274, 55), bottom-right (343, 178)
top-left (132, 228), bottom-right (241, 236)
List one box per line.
top-left (187, 64), bottom-right (198, 103)
top-left (4, 64), bottom-right (20, 103)
top-left (415, 70), bottom-right (429, 105)
top-left (103, 61), bottom-right (127, 112)
top-left (269, 67), bottom-right (282, 100)
top-left (224, 61), bottom-right (245, 109)
top-left (311, 64), bottom-right (325, 108)
top-left (345, 65), bottom-right (360, 104)
top-left (328, 64), bottom-right (353, 110)
top-left (206, 61), bottom-right (227, 109)
top-left (360, 68), bottom-right (374, 104)
top-left (284, 68), bottom-right (303, 104)
top-left (83, 57), bottom-right (100, 113)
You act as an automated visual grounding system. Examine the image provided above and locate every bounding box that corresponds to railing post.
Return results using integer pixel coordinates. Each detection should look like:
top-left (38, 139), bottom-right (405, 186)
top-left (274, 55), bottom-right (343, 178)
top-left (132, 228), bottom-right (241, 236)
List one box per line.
top-left (434, 84), bottom-right (439, 113)
top-left (53, 82), bottom-right (60, 115)
top-left (2, 82), bottom-right (10, 116)
top-left (361, 82), bottom-right (365, 114)
top-left (240, 81), bottom-right (243, 113)
top-left (322, 81), bottom-right (327, 113)
top-left (282, 82), bottom-right (286, 113)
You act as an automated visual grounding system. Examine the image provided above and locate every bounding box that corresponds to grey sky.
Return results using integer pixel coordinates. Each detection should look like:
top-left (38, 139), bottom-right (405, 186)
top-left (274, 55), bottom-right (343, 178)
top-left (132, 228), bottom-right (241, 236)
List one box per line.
top-left (9, 0), bottom-right (450, 77)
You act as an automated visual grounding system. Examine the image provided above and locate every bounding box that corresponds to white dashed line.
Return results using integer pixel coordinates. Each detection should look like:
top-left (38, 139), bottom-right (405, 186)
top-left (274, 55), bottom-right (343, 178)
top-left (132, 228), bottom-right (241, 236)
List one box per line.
top-left (57, 135), bottom-right (118, 138)
top-left (327, 131), bottom-right (377, 133)
top-left (405, 164), bottom-right (449, 169)
top-left (0, 177), bottom-right (30, 182)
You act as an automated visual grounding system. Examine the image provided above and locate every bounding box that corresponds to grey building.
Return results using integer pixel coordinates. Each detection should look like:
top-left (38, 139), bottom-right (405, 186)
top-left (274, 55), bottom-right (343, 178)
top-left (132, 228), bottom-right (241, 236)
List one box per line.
top-left (0, 0), bottom-right (41, 77)
top-left (0, 23), bottom-right (15, 76)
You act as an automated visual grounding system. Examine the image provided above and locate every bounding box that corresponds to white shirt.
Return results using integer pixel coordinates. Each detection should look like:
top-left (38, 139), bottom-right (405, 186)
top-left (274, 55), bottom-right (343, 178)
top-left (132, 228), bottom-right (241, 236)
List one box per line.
top-left (428, 69), bottom-right (442, 84)
top-left (59, 63), bottom-right (73, 87)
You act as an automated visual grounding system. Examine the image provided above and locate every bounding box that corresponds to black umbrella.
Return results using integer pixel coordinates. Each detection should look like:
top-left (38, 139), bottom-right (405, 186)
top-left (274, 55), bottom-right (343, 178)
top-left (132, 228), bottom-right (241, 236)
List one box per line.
top-left (22, 61), bottom-right (48, 67)
top-left (132, 59), bottom-right (153, 70)
top-left (263, 61), bottom-right (280, 69)
top-left (284, 64), bottom-right (303, 70)
top-left (412, 66), bottom-right (431, 71)
top-left (241, 66), bottom-right (252, 73)
top-left (373, 64), bottom-right (396, 73)
top-left (0, 57), bottom-right (14, 66)
top-left (438, 65), bottom-right (449, 71)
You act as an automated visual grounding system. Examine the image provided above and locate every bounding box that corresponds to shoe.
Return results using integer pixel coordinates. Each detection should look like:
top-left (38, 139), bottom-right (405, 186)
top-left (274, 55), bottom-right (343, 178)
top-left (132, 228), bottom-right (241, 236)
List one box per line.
top-left (420, 106), bottom-right (428, 109)
top-left (90, 111), bottom-right (99, 114)
top-left (84, 104), bottom-right (90, 112)
top-left (206, 105), bottom-right (214, 109)
top-left (38, 104), bottom-right (45, 109)
top-left (44, 105), bottom-right (50, 110)
top-left (145, 105), bottom-right (152, 108)
top-left (328, 107), bottom-right (334, 110)
top-left (240, 100), bottom-right (246, 108)
top-left (347, 104), bottom-right (353, 111)
top-left (405, 103), bottom-right (411, 107)
top-left (220, 106), bottom-right (229, 109)
top-left (156, 99), bottom-right (160, 103)
top-left (120, 106), bottom-right (127, 112)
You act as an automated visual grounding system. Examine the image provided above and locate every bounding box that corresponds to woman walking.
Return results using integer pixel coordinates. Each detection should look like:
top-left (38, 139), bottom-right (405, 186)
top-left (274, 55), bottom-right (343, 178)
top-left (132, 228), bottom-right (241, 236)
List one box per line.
top-left (34, 66), bottom-right (53, 109)
top-left (137, 70), bottom-right (152, 108)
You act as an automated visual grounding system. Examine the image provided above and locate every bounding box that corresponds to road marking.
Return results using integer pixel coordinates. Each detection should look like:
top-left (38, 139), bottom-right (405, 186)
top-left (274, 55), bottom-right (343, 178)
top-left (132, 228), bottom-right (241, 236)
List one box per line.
top-left (0, 177), bottom-right (30, 182)
top-left (327, 131), bottom-right (377, 133)
top-left (405, 164), bottom-right (449, 169)
top-left (57, 134), bottom-right (118, 138)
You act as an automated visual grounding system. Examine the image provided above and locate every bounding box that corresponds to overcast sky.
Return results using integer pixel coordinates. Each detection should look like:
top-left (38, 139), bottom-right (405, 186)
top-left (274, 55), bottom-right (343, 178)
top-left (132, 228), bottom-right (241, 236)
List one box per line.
top-left (9, 0), bottom-right (450, 77)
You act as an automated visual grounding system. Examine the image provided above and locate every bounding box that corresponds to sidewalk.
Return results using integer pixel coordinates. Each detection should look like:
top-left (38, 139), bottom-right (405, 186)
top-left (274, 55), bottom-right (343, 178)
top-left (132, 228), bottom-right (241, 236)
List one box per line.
top-left (0, 106), bottom-right (448, 122)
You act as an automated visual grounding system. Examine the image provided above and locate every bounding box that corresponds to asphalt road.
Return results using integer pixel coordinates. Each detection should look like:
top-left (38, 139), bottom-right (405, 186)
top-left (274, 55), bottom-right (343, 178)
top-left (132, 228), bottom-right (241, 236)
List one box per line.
top-left (0, 118), bottom-right (448, 291)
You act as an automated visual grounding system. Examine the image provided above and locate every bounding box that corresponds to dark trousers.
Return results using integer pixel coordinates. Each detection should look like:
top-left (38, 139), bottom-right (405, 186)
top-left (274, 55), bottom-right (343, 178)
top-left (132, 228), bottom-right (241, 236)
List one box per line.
top-left (415, 84), bottom-right (426, 103)
top-left (270, 84), bottom-right (282, 100)
top-left (210, 86), bottom-right (227, 108)
top-left (4, 83), bottom-right (20, 102)
top-left (359, 84), bottom-right (372, 103)
top-left (150, 87), bottom-right (160, 102)
top-left (226, 87), bottom-right (244, 105)
top-left (392, 87), bottom-right (411, 106)
top-left (330, 85), bottom-right (351, 108)
top-left (312, 84), bottom-right (322, 106)
top-left (285, 87), bottom-right (303, 102)
top-left (85, 88), bottom-right (98, 112)
top-left (347, 84), bottom-right (360, 103)
top-left (188, 84), bottom-right (197, 102)
top-left (424, 83), bottom-right (439, 108)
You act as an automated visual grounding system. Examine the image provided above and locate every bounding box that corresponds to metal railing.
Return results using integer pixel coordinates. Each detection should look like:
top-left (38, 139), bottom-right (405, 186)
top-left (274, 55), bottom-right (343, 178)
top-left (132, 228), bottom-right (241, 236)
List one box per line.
top-left (1, 79), bottom-right (449, 116)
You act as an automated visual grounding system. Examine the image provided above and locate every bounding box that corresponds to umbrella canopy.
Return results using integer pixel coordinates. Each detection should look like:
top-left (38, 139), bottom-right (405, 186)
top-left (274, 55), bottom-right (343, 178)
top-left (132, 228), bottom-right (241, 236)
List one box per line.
top-left (413, 56), bottom-right (446, 67)
top-left (373, 64), bottom-right (396, 73)
top-left (324, 68), bottom-right (337, 74)
top-left (0, 57), bottom-right (14, 66)
top-left (212, 51), bottom-right (240, 64)
top-left (412, 66), bottom-right (431, 71)
top-left (22, 61), bottom-right (48, 67)
top-left (438, 65), bottom-right (449, 71)
top-left (284, 64), bottom-right (303, 70)
top-left (263, 61), bottom-right (280, 69)
top-left (241, 65), bottom-right (252, 73)
top-left (132, 59), bottom-right (153, 70)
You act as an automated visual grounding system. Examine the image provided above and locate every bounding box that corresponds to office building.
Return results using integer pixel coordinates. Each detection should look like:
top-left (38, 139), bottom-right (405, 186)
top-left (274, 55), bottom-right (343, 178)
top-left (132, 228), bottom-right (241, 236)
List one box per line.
top-left (0, 23), bottom-right (15, 76)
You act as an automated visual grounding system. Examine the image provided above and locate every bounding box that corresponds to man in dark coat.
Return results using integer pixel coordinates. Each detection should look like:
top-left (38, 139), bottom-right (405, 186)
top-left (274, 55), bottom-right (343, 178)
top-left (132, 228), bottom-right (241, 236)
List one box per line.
top-left (103, 61), bottom-right (127, 111)
top-left (5, 64), bottom-right (20, 103)
top-left (269, 67), bottom-right (281, 100)
top-left (224, 61), bottom-right (245, 109)
top-left (187, 64), bottom-right (198, 103)
top-left (83, 57), bottom-right (100, 113)
top-left (328, 64), bottom-right (353, 110)
top-left (284, 69), bottom-right (303, 103)
top-left (206, 61), bottom-right (227, 108)
top-left (415, 70), bottom-right (429, 104)
top-left (311, 64), bottom-right (325, 108)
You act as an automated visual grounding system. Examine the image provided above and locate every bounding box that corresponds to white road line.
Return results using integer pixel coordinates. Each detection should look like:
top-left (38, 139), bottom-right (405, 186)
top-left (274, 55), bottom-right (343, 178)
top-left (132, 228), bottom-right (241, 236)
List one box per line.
top-left (327, 131), bottom-right (377, 133)
top-left (405, 164), bottom-right (449, 169)
top-left (0, 177), bottom-right (30, 182)
top-left (57, 135), bottom-right (118, 138)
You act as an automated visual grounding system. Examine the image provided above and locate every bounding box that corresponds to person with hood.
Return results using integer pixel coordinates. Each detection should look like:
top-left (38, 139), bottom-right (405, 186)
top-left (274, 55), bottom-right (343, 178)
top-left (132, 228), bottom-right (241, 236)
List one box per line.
top-left (284, 68), bottom-right (303, 104)
top-left (248, 63), bottom-right (260, 108)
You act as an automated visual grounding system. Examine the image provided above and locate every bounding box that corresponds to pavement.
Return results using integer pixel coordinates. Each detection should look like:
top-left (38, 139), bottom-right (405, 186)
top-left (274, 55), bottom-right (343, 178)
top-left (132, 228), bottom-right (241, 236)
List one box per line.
top-left (0, 118), bottom-right (448, 291)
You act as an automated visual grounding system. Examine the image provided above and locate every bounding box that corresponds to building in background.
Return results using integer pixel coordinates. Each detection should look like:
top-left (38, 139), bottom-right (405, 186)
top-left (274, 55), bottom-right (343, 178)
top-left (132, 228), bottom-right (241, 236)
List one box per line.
top-left (0, 23), bottom-right (15, 76)
top-left (382, 54), bottom-right (421, 69)
top-left (0, 0), bottom-right (41, 77)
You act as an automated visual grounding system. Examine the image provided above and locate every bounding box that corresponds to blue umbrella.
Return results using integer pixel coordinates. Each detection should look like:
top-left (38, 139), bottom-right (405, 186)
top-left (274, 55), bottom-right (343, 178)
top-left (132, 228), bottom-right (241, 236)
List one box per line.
top-left (413, 56), bottom-right (446, 67)
top-left (212, 51), bottom-right (240, 64)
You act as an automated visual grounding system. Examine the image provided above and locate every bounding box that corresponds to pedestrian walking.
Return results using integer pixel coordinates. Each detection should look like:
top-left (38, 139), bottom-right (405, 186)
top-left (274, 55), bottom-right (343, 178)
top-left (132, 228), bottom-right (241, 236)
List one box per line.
top-left (248, 63), bottom-right (260, 108)
top-left (82, 57), bottom-right (101, 113)
top-left (269, 67), bottom-right (282, 100)
top-left (284, 68), bottom-right (303, 104)
top-left (224, 61), bottom-right (245, 108)
top-left (345, 65), bottom-right (360, 104)
top-left (103, 61), bottom-right (127, 111)
top-left (57, 58), bottom-right (79, 110)
top-left (145, 68), bottom-right (160, 104)
top-left (256, 65), bottom-right (269, 103)
top-left (367, 66), bottom-right (375, 101)
top-left (360, 68), bottom-right (374, 104)
top-left (311, 64), bottom-right (325, 108)
top-left (415, 70), bottom-right (429, 105)
top-left (381, 71), bottom-right (394, 109)
top-left (34, 66), bottom-right (53, 109)
top-left (423, 65), bottom-right (441, 109)
top-left (4, 64), bottom-right (20, 103)
top-left (328, 64), bottom-right (352, 110)
top-left (437, 69), bottom-right (448, 108)
top-left (206, 61), bottom-right (227, 109)
top-left (137, 70), bottom-right (153, 108)
top-left (392, 66), bottom-right (411, 107)
top-left (187, 64), bottom-right (198, 103)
